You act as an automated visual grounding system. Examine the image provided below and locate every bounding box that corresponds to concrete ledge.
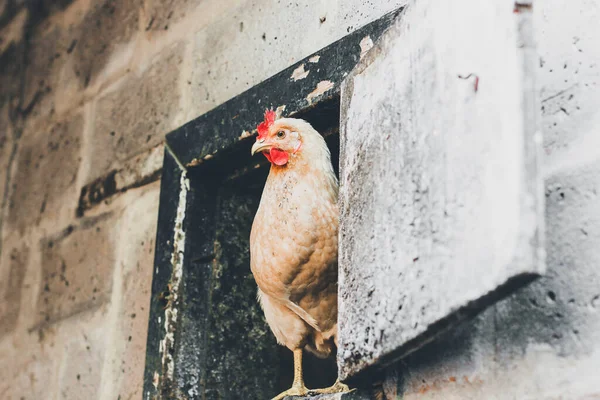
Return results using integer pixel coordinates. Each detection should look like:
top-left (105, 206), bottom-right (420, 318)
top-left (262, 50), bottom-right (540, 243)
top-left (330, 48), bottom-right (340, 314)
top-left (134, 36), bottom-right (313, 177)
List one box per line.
top-left (285, 389), bottom-right (371, 400)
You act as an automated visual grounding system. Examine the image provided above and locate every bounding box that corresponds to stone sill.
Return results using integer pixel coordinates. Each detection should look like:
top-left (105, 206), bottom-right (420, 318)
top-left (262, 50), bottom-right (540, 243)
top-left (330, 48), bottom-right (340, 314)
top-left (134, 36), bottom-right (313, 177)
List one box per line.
top-left (285, 389), bottom-right (370, 399)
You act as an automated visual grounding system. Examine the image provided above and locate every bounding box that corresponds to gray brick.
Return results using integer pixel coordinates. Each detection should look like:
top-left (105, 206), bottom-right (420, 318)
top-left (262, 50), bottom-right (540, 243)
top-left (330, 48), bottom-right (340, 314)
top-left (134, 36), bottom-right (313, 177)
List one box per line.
top-left (58, 317), bottom-right (108, 400)
top-left (35, 214), bottom-right (116, 327)
top-left (6, 111), bottom-right (83, 235)
top-left (0, 242), bottom-right (28, 338)
top-left (143, 0), bottom-right (197, 32)
top-left (110, 185), bottom-right (159, 400)
top-left (21, 20), bottom-right (72, 120)
top-left (90, 42), bottom-right (183, 181)
top-left (71, 0), bottom-right (140, 89)
top-left (0, 339), bottom-right (61, 400)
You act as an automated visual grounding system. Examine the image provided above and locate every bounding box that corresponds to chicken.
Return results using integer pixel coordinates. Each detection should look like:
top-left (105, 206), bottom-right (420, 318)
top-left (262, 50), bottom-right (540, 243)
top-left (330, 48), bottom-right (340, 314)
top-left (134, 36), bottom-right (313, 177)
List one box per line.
top-left (250, 110), bottom-right (351, 399)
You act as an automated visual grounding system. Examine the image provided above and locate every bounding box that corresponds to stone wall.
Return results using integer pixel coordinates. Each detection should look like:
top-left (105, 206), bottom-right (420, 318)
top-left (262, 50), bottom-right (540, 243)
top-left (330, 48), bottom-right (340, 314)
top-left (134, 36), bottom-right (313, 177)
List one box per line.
top-left (0, 1), bottom-right (404, 399)
top-left (0, 0), bottom-right (598, 400)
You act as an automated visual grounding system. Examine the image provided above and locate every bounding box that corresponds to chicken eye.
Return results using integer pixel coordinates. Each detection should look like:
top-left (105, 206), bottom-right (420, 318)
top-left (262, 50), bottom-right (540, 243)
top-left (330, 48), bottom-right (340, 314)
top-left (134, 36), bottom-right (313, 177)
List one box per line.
top-left (276, 130), bottom-right (286, 139)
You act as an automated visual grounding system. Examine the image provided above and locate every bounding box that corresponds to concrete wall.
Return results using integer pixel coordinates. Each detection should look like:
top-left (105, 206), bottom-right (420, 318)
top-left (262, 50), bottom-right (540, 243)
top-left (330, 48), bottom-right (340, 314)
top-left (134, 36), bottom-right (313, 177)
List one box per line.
top-left (0, 0), bottom-right (598, 399)
top-left (0, 1), bottom-right (404, 399)
top-left (378, 1), bottom-right (600, 399)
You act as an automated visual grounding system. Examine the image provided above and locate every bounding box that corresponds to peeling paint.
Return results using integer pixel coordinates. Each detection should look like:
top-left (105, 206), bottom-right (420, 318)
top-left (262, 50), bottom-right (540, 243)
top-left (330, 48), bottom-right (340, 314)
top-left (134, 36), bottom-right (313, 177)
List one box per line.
top-left (275, 105), bottom-right (287, 118)
top-left (291, 63), bottom-right (310, 81)
top-left (359, 36), bottom-right (374, 59)
top-left (306, 80), bottom-right (335, 104)
top-left (239, 130), bottom-right (252, 140)
top-left (153, 371), bottom-right (159, 389)
top-left (187, 158), bottom-right (202, 167)
top-left (159, 172), bottom-right (189, 384)
top-left (187, 152), bottom-right (216, 167)
top-left (309, 55), bottom-right (321, 63)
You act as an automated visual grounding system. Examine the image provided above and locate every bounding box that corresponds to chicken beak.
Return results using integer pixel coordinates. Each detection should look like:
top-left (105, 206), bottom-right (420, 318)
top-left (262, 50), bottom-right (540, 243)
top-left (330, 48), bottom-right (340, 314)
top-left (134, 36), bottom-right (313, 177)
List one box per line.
top-left (251, 140), bottom-right (272, 156)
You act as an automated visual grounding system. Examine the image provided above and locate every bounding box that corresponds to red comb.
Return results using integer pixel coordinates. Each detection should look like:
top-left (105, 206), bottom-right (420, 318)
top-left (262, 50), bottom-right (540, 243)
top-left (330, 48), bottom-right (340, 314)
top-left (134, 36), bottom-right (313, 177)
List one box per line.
top-left (257, 109), bottom-right (276, 140)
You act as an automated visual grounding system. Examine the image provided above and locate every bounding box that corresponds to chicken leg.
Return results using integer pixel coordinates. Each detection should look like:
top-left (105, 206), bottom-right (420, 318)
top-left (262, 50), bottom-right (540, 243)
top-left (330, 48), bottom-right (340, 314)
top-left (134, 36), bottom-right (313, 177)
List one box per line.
top-left (272, 348), bottom-right (309, 400)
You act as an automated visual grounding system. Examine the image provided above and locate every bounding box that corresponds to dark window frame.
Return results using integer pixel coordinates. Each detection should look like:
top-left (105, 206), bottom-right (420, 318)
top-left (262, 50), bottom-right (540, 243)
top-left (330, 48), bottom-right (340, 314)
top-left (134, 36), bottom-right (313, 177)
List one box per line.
top-left (142, 9), bottom-right (403, 399)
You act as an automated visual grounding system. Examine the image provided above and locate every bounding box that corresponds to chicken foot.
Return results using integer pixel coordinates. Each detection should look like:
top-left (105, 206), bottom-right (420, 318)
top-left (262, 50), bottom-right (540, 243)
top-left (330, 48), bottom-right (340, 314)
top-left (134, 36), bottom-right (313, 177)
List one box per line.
top-left (272, 348), bottom-right (309, 400)
top-left (310, 379), bottom-right (354, 396)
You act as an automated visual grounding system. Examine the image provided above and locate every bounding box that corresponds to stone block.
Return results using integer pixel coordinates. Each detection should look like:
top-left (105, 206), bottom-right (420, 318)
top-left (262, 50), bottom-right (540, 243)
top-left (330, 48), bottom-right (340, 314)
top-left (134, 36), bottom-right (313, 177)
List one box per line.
top-left (21, 19), bottom-right (74, 120)
top-left (0, 342), bottom-right (61, 400)
top-left (20, 0), bottom-right (140, 117)
top-left (107, 184), bottom-right (159, 400)
top-left (0, 241), bottom-right (28, 338)
top-left (6, 111), bottom-right (83, 236)
top-left (71, 0), bottom-right (140, 89)
top-left (143, 0), bottom-right (197, 32)
top-left (286, 390), bottom-right (371, 400)
top-left (35, 213), bottom-right (116, 327)
top-left (57, 315), bottom-right (108, 400)
top-left (90, 41), bottom-right (184, 181)
top-left (338, 0), bottom-right (543, 380)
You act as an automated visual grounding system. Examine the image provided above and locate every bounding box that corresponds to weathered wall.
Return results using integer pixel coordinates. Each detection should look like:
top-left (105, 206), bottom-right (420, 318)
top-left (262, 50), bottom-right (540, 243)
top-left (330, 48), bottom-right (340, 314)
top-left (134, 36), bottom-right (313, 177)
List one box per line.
top-left (0, 1), bottom-right (405, 399)
top-left (1, 0), bottom-right (598, 399)
top-left (338, 0), bottom-right (542, 381)
top-left (375, 0), bottom-right (600, 399)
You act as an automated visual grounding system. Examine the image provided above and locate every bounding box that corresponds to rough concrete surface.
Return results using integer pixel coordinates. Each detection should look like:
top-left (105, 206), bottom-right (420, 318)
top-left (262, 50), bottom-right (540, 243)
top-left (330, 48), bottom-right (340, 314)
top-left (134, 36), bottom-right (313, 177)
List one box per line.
top-left (7, 111), bottom-right (83, 235)
top-left (71, 0), bottom-right (140, 89)
top-left (338, 0), bottom-right (543, 380)
top-left (101, 184), bottom-right (160, 400)
top-left (0, 241), bottom-right (28, 338)
top-left (36, 212), bottom-right (116, 327)
top-left (91, 41), bottom-right (184, 181)
top-left (0, 0), bottom-right (598, 399)
top-left (378, 0), bottom-right (600, 399)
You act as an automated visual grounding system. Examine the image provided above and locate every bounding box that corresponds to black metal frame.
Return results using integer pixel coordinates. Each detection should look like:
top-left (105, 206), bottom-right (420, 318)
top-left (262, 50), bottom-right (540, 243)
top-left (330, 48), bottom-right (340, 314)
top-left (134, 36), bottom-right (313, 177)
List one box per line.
top-left (143, 9), bottom-right (403, 399)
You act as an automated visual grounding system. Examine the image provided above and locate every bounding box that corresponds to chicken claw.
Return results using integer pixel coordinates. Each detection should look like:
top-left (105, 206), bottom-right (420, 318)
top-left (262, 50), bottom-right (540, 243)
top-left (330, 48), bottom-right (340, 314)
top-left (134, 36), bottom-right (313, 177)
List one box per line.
top-left (271, 383), bottom-right (310, 400)
top-left (272, 349), bottom-right (310, 400)
top-left (309, 379), bottom-right (354, 396)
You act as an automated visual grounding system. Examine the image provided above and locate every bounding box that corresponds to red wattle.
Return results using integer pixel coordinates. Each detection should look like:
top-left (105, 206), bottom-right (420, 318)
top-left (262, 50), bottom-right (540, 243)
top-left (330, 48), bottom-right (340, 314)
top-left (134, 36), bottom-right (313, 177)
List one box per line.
top-left (269, 148), bottom-right (289, 166)
top-left (263, 152), bottom-right (273, 163)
